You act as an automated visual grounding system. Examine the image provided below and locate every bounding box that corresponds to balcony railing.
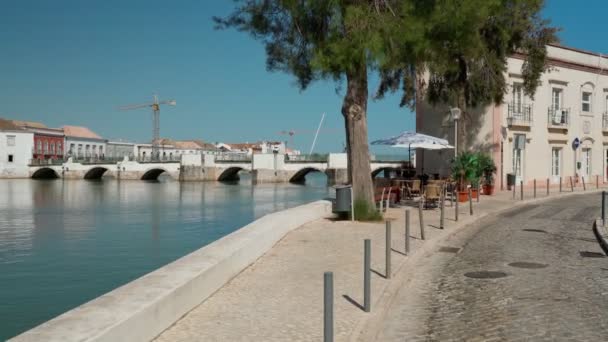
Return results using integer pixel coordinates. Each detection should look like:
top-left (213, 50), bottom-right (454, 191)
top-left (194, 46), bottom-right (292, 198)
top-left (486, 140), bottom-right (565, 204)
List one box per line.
top-left (547, 107), bottom-right (570, 128)
top-left (603, 112), bottom-right (608, 131)
top-left (507, 104), bottom-right (533, 126)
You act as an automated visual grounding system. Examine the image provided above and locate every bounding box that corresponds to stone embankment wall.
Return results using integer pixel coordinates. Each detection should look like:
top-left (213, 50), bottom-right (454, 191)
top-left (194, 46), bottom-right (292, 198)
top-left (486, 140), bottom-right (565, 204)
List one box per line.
top-left (11, 200), bottom-right (333, 342)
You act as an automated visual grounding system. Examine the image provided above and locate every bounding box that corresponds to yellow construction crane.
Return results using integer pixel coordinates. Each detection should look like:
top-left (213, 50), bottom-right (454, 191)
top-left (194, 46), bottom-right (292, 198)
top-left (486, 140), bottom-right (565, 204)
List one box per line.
top-left (119, 94), bottom-right (176, 160)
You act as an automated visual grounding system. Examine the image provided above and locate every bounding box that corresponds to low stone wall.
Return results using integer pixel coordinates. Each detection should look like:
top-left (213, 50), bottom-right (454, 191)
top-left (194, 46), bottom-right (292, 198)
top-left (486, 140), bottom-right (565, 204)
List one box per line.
top-left (11, 200), bottom-right (333, 342)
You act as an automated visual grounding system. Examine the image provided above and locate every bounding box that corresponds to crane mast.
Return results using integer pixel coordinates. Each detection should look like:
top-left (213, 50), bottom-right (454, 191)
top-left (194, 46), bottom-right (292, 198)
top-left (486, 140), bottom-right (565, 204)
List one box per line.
top-left (119, 94), bottom-right (176, 161)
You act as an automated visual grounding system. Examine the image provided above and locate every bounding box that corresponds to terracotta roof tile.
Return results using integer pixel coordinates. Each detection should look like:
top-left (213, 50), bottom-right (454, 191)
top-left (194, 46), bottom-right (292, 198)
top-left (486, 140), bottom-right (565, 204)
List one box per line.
top-left (11, 120), bottom-right (47, 128)
top-left (0, 118), bottom-right (25, 131)
top-left (62, 125), bottom-right (103, 139)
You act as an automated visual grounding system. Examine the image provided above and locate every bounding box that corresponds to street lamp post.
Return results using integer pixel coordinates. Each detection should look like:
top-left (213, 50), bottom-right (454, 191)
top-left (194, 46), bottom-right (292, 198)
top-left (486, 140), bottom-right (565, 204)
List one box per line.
top-left (450, 108), bottom-right (462, 157)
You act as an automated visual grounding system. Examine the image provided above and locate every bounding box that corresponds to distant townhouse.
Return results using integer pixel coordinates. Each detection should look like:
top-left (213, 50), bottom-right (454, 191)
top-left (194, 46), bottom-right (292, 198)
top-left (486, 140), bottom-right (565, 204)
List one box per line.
top-left (12, 120), bottom-right (64, 161)
top-left (135, 139), bottom-right (218, 161)
top-left (106, 141), bottom-right (136, 160)
top-left (63, 125), bottom-right (107, 160)
top-left (417, 44), bottom-right (608, 188)
top-left (0, 118), bottom-right (34, 177)
top-left (216, 141), bottom-right (286, 156)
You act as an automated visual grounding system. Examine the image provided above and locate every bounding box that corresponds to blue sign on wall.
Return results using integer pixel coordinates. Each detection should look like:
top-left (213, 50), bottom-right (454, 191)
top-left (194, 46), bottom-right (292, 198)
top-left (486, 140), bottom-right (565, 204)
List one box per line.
top-left (573, 137), bottom-right (580, 150)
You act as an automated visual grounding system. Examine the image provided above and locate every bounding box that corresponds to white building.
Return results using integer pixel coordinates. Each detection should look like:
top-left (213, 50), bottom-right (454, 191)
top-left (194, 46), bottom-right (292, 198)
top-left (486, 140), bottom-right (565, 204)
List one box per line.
top-left (106, 141), bottom-right (136, 160)
top-left (418, 44), bottom-right (608, 188)
top-left (216, 141), bottom-right (286, 156)
top-left (0, 119), bottom-right (34, 178)
top-left (63, 125), bottom-right (107, 160)
top-left (135, 139), bottom-right (218, 161)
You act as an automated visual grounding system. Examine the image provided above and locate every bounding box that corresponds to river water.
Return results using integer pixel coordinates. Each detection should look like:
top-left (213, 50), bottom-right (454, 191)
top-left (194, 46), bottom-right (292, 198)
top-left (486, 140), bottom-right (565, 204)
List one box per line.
top-left (0, 173), bottom-right (330, 340)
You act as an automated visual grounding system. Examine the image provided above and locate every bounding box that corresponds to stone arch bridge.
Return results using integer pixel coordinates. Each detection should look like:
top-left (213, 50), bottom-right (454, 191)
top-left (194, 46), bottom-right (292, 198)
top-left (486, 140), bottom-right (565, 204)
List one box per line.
top-left (29, 154), bottom-right (407, 185)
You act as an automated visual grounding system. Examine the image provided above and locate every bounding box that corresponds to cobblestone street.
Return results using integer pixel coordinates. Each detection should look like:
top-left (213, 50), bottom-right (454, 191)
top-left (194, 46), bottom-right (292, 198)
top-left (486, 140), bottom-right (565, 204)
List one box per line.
top-left (376, 194), bottom-right (608, 341)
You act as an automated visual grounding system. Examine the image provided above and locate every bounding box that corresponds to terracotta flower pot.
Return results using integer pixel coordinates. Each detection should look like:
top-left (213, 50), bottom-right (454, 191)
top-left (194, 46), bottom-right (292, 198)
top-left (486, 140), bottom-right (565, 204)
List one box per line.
top-left (471, 189), bottom-right (479, 199)
top-left (457, 191), bottom-right (469, 202)
top-left (482, 184), bottom-right (494, 196)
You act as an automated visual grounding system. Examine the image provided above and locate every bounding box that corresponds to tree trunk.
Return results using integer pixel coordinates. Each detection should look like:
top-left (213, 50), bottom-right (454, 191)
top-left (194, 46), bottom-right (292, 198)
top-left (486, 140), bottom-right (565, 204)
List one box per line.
top-left (342, 67), bottom-right (374, 209)
top-left (457, 91), bottom-right (467, 154)
top-left (456, 57), bottom-right (468, 153)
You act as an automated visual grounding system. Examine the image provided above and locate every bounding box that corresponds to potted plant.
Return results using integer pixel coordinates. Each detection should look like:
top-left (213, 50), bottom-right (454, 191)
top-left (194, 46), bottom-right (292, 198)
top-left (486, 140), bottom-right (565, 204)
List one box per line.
top-left (478, 153), bottom-right (497, 195)
top-left (451, 152), bottom-right (479, 202)
top-left (470, 176), bottom-right (480, 199)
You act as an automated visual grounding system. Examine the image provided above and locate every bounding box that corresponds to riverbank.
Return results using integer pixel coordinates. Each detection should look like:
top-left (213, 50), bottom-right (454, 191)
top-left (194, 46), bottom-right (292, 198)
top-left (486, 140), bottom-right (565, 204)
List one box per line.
top-left (0, 177), bottom-right (330, 341)
top-left (156, 186), bottom-right (606, 341)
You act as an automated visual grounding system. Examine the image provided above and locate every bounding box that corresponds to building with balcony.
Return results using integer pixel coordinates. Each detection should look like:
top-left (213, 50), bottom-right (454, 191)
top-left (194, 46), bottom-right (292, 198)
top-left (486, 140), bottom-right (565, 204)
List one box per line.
top-left (11, 120), bottom-right (64, 161)
top-left (63, 125), bottom-right (107, 160)
top-left (106, 141), bottom-right (137, 160)
top-left (0, 118), bottom-right (34, 177)
top-left (417, 44), bottom-right (608, 187)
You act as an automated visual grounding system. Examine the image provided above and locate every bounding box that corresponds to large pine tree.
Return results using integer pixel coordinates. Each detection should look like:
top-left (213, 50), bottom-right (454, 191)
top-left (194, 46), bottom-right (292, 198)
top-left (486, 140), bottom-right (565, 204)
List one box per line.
top-left (215, 1), bottom-right (421, 215)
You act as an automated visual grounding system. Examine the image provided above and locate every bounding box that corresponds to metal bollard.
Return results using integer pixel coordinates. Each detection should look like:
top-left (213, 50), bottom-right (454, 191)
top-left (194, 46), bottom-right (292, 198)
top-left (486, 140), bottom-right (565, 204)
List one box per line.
top-left (324, 272), bottom-right (333, 342)
top-left (450, 188), bottom-right (454, 207)
top-left (364, 239), bottom-right (371, 312)
top-left (602, 191), bottom-right (606, 225)
top-left (520, 180), bottom-right (524, 201)
top-left (405, 210), bottom-right (410, 255)
top-left (533, 179), bottom-right (536, 198)
top-left (385, 221), bottom-right (391, 279)
top-left (582, 177), bottom-right (586, 191)
top-left (559, 177), bottom-right (562, 193)
top-left (455, 192), bottom-right (459, 221)
top-left (440, 191), bottom-right (445, 229)
top-left (512, 181), bottom-right (516, 199)
top-left (477, 181), bottom-right (480, 203)
top-left (418, 200), bottom-right (426, 240)
top-left (570, 176), bottom-right (574, 192)
top-left (546, 178), bottom-right (550, 196)
top-left (468, 188), bottom-right (473, 215)
top-left (597, 175), bottom-right (600, 189)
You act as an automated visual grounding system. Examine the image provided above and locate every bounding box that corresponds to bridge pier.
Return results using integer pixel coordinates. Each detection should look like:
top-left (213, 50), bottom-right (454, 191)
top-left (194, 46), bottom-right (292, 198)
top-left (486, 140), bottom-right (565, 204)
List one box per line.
top-left (252, 169), bottom-right (296, 184)
top-left (326, 168), bottom-right (348, 186)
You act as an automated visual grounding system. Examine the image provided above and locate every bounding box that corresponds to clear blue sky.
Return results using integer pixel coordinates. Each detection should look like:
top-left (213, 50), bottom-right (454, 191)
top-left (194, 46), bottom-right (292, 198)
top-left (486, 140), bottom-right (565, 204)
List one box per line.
top-left (0, 0), bottom-right (604, 153)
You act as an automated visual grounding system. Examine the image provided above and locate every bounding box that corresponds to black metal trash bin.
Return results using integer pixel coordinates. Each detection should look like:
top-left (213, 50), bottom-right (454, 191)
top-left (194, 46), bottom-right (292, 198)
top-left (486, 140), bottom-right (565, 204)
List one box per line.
top-left (333, 185), bottom-right (352, 214)
top-left (507, 173), bottom-right (516, 190)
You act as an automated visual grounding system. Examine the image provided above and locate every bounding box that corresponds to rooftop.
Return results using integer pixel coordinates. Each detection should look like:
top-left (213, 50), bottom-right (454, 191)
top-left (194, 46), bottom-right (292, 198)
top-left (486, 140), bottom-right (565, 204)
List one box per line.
top-left (11, 120), bottom-right (47, 129)
top-left (62, 125), bottom-right (103, 140)
top-left (0, 118), bottom-right (26, 131)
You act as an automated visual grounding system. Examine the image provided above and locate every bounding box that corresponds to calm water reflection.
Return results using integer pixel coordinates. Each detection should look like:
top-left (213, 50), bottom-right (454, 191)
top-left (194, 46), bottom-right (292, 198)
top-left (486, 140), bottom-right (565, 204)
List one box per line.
top-left (0, 173), bottom-right (330, 339)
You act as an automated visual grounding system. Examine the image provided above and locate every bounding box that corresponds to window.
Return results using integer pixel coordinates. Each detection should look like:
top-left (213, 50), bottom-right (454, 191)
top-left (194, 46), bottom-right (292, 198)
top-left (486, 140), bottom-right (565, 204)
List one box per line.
top-left (552, 88), bottom-right (563, 110)
top-left (583, 148), bottom-right (592, 177)
top-left (70, 143), bottom-right (75, 154)
top-left (37, 141), bottom-right (42, 153)
top-left (551, 148), bottom-right (561, 177)
top-left (50, 143), bottom-right (55, 154)
top-left (512, 83), bottom-right (524, 113)
top-left (44, 142), bottom-right (49, 154)
top-left (582, 91), bottom-right (592, 112)
top-left (78, 144), bottom-right (83, 157)
top-left (7, 155), bottom-right (13, 163)
top-left (58, 143), bottom-right (62, 154)
top-left (7, 135), bottom-right (15, 146)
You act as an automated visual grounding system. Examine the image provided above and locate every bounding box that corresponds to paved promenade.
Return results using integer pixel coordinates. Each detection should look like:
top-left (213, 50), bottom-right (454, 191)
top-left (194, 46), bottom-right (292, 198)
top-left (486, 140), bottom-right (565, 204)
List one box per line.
top-left (375, 193), bottom-right (608, 341)
top-left (156, 183), bottom-right (606, 341)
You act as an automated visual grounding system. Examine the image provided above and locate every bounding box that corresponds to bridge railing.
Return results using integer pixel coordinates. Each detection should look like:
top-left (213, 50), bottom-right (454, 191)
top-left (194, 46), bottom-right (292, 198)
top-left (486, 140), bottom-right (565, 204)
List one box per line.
top-left (29, 158), bottom-right (64, 166)
top-left (285, 154), bottom-right (328, 163)
top-left (215, 153), bottom-right (252, 162)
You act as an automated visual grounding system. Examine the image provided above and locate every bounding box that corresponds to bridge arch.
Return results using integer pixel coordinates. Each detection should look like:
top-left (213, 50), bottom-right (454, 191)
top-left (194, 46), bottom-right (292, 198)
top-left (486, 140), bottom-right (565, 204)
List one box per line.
top-left (84, 167), bottom-right (109, 180)
top-left (289, 167), bottom-right (325, 183)
top-left (141, 168), bottom-right (170, 181)
top-left (371, 167), bottom-right (398, 178)
top-left (31, 167), bottom-right (60, 179)
top-left (218, 167), bottom-right (244, 182)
